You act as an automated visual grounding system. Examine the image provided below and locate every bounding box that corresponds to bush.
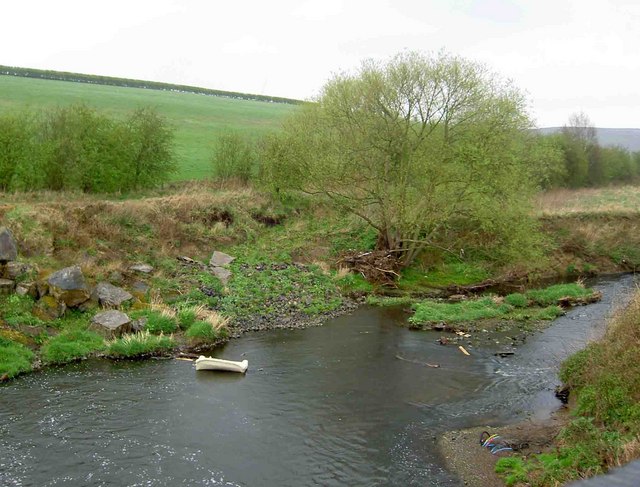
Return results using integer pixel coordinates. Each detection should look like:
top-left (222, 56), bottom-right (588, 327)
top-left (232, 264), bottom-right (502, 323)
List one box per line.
top-left (211, 131), bottom-right (256, 183)
top-left (177, 308), bottom-right (198, 330)
top-left (0, 337), bottom-right (34, 378)
top-left (106, 331), bottom-right (174, 358)
top-left (40, 330), bottom-right (105, 364)
top-left (143, 311), bottom-right (178, 334)
top-left (0, 104), bottom-right (176, 192)
top-left (185, 320), bottom-right (220, 342)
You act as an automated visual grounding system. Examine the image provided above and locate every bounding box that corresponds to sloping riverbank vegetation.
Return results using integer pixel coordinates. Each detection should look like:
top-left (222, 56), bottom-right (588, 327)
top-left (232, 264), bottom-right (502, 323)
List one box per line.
top-left (495, 291), bottom-right (640, 486)
top-left (0, 183), bottom-right (638, 381)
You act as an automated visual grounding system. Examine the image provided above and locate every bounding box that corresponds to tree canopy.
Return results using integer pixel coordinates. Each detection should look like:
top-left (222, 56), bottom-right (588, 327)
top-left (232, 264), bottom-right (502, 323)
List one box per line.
top-left (262, 51), bottom-right (544, 266)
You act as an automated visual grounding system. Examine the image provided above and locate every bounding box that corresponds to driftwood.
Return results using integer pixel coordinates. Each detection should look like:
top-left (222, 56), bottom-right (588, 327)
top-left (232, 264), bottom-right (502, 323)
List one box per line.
top-left (338, 250), bottom-right (401, 285)
top-left (557, 290), bottom-right (602, 307)
top-left (395, 354), bottom-right (440, 368)
top-left (446, 271), bottom-right (527, 295)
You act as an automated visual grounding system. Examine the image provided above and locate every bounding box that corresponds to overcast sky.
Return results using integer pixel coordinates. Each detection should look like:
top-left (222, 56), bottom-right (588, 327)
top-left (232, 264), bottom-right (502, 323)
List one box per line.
top-left (2, 0), bottom-right (638, 127)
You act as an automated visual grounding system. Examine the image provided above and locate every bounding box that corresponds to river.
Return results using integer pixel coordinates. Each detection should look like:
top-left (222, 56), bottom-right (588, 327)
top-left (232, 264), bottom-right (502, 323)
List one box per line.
top-left (0, 274), bottom-right (636, 486)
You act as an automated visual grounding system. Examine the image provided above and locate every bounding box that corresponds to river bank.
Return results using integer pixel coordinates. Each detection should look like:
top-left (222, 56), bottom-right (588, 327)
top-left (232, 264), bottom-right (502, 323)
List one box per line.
top-left (2, 184), bottom-right (640, 384)
top-left (436, 274), bottom-right (640, 486)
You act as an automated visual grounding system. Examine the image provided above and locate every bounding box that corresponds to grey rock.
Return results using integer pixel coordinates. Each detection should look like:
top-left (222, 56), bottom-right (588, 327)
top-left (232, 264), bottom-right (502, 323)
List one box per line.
top-left (94, 282), bottom-right (133, 308)
top-left (0, 278), bottom-right (15, 296)
top-left (131, 281), bottom-right (150, 295)
top-left (34, 296), bottom-right (66, 320)
top-left (131, 317), bottom-right (148, 333)
top-left (6, 261), bottom-right (35, 281)
top-left (90, 310), bottom-right (133, 337)
top-left (0, 227), bottom-right (18, 262)
top-left (16, 281), bottom-right (38, 299)
top-left (129, 263), bottom-right (154, 274)
top-left (211, 266), bottom-right (232, 285)
top-left (36, 280), bottom-right (49, 299)
top-left (108, 271), bottom-right (124, 284)
top-left (47, 265), bottom-right (90, 307)
top-left (209, 251), bottom-right (235, 267)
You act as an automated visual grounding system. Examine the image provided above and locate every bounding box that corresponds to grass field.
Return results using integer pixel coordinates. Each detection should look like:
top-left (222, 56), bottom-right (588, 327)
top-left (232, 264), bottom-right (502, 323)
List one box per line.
top-left (536, 186), bottom-right (640, 215)
top-left (0, 75), bottom-right (297, 180)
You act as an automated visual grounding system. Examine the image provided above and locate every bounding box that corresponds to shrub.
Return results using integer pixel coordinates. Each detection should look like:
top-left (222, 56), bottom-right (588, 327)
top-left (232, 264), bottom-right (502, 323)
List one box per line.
top-left (0, 104), bottom-right (176, 193)
top-left (106, 331), bottom-right (174, 358)
top-left (185, 320), bottom-right (220, 342)
top-left (177, 308), bottom-right (198, 331)
top-left (211, 131), bottom-right (256, 183)
top-left (40, 330), bottom-right (105, 364)
top-left (0, 337), bottom-right (34, 379)
top-left (143, 310), bottom-right (178, 334)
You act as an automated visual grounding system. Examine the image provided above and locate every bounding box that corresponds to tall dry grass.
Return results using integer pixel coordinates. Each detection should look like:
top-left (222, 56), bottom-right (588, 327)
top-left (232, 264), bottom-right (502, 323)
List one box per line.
top-left (536, 186), bottom-right (640, 216)
top-left (0, 183), bottom-right (273, 268)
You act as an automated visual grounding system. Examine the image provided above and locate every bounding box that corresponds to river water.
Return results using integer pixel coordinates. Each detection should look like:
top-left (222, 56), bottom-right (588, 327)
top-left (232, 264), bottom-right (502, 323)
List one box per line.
top-left (0, 275), bottom-right (636, 486)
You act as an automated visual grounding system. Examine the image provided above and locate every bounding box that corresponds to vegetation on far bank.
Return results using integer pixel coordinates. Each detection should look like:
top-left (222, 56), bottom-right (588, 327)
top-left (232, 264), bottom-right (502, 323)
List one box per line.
top-left (496, 291), bottom-right (640, 486)
top-left (367, 283), bottom-right (598, 329)
top-left (1, 182), bottom-right (638, 381)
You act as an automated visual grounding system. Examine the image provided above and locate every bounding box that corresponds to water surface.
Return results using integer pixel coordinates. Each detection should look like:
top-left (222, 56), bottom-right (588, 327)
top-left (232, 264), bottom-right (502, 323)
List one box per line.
top-left (1, 275), bottom-right (635, 486)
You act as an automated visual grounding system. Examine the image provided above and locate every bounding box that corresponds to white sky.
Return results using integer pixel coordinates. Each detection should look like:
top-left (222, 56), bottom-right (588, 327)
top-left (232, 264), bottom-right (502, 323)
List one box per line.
top-left (2, 0), bottom-right (638, 127)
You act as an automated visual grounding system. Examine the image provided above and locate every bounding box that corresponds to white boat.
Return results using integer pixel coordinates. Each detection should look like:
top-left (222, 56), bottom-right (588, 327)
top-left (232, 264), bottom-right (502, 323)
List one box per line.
top-left (195, 356), bottom-right (248, 373)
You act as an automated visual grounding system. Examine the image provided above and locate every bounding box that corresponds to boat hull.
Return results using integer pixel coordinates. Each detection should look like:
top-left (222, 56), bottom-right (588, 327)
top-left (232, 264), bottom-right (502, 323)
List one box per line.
top-left (195, 356), bottom-right (248, 373)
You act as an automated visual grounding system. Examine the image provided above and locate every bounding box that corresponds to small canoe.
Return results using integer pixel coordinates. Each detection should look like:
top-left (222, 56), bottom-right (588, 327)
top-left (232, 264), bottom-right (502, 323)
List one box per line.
top-left (195, 356), bottom-right (248, 373)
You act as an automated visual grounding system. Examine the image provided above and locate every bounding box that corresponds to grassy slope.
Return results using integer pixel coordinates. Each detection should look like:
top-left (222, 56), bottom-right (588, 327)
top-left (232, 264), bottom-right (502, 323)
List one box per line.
top-left (0, 75), bottom-right (296, 180)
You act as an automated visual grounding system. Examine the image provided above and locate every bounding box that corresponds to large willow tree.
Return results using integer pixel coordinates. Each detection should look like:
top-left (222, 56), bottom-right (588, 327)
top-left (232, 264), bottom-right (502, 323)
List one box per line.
top-left (263, 52), bottom-right (544, 266)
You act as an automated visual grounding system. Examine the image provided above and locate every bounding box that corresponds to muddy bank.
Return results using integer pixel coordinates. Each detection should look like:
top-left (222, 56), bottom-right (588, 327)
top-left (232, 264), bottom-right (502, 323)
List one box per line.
top-left (229, 298), bottom-right (359, 334)
top-left (435, 273), bottom-right (638, 486)
top-left (438, 415), bottom-right (568, 487)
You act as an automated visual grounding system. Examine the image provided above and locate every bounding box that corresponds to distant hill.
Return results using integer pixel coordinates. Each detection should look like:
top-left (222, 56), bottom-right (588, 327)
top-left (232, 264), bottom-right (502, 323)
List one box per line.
top-left (0, 65), bottom-right (302, 105)
top-left (539, 127), bottom-right (640, 152)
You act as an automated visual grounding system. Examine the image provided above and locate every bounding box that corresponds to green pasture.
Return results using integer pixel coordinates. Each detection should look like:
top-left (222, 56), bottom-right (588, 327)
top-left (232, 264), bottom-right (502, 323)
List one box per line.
top-left (0, 75), bottom-right (297, 180)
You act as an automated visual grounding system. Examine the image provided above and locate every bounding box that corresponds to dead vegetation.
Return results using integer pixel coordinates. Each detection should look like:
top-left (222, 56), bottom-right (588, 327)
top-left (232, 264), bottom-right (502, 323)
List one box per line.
top-left (0, 184), bottom-right (276, 269)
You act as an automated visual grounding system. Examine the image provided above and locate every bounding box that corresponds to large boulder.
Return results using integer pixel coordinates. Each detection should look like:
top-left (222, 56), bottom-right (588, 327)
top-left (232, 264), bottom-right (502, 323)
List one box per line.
top-left (209, 251), bottom-right (235, 267)
top-left (211, 266), bottom-right (232, 285)
top-left (90, 310), bottom-right (133, 337)
top-left (93, 282), bottom-right (133, 309)
top-left (0, 227), bottom-right (18, 263)
top-left (47, 265), bottom-right (90, 307)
